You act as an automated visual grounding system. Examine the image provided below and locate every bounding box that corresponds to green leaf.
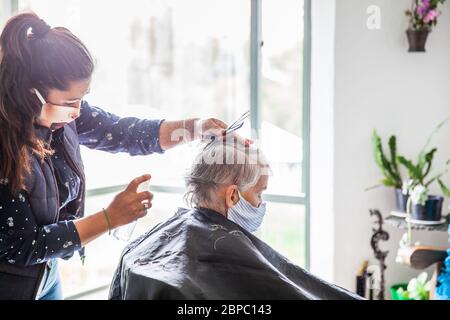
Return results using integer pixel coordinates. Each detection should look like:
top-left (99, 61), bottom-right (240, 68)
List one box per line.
top-left (365, 184), bottom-right (382, 191)
top-left (372, 130), bottom-right (385, 169)
top-left (381, 178), bottom-right (397, 187)
top-left (418, 148), bottom-right (437, 181)
top-left (397, 155), bottom-right (420, 180)
top-left (425, 148), bottom-right (437, 162)
top-left (438, 179), bottom-right (450, 197)
top-left (388, 135), bottom-right (401, 181)
top-left (372, 130), bottom-right (401, 187)
top-left (420, 118), bottom-right (449, 155)
top-left (425, 175), bottom-right (440, 187)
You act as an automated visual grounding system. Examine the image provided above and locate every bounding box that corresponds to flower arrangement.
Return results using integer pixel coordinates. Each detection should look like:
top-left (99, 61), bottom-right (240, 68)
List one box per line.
top-left (405, 0), bottom-right (447, 51)
top-left (406, 0), bottom-right (447, 31)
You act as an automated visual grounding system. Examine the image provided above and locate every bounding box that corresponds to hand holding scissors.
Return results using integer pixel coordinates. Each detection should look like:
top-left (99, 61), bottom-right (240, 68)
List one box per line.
top-left (203, 110), bottom-right (252, 150)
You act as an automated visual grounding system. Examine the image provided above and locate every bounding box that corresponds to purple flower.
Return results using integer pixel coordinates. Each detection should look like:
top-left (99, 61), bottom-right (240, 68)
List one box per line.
top-left (423, 9), bottom-right (440, 23)
top-left (416, 0), bottom-right (431, 17)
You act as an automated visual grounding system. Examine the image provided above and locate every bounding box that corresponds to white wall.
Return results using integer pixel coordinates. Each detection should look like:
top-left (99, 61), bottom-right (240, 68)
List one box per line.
top-left (310, 0), bottom-right (336, 283)
top-left (311, 0), bottom-right (450, 295)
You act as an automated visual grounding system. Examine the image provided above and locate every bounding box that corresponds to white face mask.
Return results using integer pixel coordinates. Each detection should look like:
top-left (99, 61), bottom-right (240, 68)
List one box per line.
top-left (227, 191), bottom-right (267, 233)
top-left (34, 88), bottom-right (81, 128)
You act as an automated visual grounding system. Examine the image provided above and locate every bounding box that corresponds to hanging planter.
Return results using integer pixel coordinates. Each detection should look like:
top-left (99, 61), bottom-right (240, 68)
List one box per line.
top-left (406, 29), bottom-right (429, 52)
top-left (405, 0), bottom-right (447, 53)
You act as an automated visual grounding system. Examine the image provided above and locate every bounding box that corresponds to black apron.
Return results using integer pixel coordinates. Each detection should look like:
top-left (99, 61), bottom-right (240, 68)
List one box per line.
top-left (109, 207), bottom-right (362, 300)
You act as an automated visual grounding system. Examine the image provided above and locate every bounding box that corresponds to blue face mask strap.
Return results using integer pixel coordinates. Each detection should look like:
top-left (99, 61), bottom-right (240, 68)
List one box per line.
top-left (234, 188), bottom-right (241, 206)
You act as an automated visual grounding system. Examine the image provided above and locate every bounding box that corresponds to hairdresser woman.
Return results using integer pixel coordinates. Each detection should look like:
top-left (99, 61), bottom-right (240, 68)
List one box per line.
top-left (0, 12), bottom-right (237, 300)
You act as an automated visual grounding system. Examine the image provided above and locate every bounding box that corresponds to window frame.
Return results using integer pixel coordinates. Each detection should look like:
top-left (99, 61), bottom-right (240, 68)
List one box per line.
top-left (250, 0), bottom-right (311, 269)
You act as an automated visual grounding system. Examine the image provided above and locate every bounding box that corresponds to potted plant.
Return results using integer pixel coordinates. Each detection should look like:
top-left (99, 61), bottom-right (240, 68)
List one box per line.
top-left (408, 186), bottom-right (446, 222)
top-left (372, 120), bottom-right (450, 218)
top-left (405, 0), bottom-right (447, 52)
top-left (397, 120), bottom-right (450, 222)
top-left (371, 131), bottom-right (407, 212)
top-left (391, 272), bottom-right (432, 300)
top-left (390, 283), bottom-right (412, 300)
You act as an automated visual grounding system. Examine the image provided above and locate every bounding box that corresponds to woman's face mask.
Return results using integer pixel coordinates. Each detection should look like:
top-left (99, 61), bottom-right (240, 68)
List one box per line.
top-left (34, 88), bottom-right (81, 129)
top-left (227, 190), bottom-right (267, 233)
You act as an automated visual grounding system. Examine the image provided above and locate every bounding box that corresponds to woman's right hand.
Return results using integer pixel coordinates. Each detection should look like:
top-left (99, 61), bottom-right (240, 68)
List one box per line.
top-left (105, 174), bottom-right (153, 229)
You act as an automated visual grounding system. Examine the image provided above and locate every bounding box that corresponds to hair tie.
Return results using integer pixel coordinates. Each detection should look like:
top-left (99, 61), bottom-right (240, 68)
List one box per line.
top-left (32, 19), bottom-right (51, 38)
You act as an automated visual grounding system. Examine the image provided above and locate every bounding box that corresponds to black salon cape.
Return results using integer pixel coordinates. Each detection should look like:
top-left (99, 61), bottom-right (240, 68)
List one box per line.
top-left (109, 207), bottom-right (362, 300)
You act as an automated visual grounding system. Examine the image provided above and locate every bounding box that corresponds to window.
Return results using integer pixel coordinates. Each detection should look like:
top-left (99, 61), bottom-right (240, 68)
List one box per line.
top-left (14, 0), bottom-right (310, 298)
top-left (261, 0), bottom-right (305, 197)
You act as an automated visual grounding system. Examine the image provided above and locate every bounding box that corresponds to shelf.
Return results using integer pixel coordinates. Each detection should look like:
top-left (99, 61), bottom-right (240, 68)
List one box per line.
top-left (385, 214), bottom-right (450, 232)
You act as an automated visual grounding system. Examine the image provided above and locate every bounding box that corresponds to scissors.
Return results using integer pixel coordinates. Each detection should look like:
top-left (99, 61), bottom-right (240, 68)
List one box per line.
top-left (204, 110), bottom-right (250, 150)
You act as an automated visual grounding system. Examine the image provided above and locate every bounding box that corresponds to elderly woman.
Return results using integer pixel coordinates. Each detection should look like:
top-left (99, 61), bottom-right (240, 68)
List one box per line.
top-left (110, 142), bottom-right (361, 300)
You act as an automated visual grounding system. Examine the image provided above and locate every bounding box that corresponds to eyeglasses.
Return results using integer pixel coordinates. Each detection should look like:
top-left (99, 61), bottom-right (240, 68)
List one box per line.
top-left (33, 88), bottom-right (82, 125)
top-left (204, 110), bottom-right (250, 151)
top-left (34, 89), bottom-right (82, 108)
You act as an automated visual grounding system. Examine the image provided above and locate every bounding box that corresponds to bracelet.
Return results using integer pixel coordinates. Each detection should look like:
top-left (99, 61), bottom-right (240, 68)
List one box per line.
top-left (102, 208), bottom-right (112, 235)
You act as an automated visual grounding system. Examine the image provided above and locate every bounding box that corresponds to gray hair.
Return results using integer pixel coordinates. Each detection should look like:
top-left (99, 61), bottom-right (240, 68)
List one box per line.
top-left (184, 141), bottom-right (269, 208)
